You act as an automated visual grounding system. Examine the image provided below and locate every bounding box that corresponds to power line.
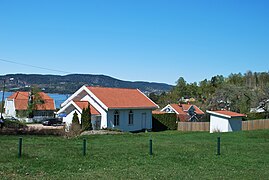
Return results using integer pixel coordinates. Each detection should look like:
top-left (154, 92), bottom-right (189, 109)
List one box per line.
top-left (0, 58), bottom-right (72, 74)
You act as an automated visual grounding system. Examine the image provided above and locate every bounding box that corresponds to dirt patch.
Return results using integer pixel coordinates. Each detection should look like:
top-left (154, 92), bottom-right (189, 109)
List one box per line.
top-left (27, 124), bottom-right (64, 130)
top-left (80, 130), bottom-right (124, 135)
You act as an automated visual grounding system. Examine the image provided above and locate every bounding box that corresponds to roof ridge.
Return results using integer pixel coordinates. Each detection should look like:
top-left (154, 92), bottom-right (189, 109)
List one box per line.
top-left (15, 91), bottom-right (19, 99)
top-left (87, 86), bottom-right (137, 90)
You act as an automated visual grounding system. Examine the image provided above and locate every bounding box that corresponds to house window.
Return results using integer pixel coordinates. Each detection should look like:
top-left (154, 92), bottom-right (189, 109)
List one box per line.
top-left (114, 110), bottom-right (120, 126)
top-left (128, 110), bottom-right (134, 125)
top-left (166, 108), bottom-right (171, 112)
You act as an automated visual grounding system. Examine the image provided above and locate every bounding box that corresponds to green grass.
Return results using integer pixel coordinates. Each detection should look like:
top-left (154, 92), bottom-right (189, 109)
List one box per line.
top-left (0, 130), bottom-right (269, 179)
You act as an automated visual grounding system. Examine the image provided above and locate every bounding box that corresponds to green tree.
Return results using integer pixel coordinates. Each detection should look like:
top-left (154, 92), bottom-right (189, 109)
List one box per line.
top-left (27, 87), bottom-right (45, 118)
top-left (149, 92), bottom-right (159, 103)
top-left (81, 104), bottom-right (92, 131)
top-left (228, 73), bottom-right (244, 86)
top-left (72, 111), bottom-right (79, 125)
top-left (69, 111), bottom-right (82, 136)
top-left (210, 75), bottom-right (225, 88)
top-left (208, 84), bottom-right (252, 113)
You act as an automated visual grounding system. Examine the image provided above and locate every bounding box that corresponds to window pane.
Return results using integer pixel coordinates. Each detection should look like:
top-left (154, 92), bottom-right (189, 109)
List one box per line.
top-left (129, 111), bottom-right (134, 125)
top-left (114, 111), bottom-right (120, 126)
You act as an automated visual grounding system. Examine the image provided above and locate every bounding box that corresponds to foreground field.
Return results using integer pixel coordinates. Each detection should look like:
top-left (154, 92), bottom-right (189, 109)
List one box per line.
top-left (0, 130), bottom-right (268, 179)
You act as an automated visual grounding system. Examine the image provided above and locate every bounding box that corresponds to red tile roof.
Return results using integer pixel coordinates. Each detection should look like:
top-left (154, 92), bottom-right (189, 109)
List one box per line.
top-left (169, 104), bottom-right (204, 122)
top-left (170, 104), bottom-right (205, 115)
top-left (74, 101), bottom-right (100, 115)
top-left (152, 110), bottom-right (167, 114)
top-left (8, 91), bottom-right (55, 111)
top-left (209, 110), bottom-right (246, 118)
top-left (87, 86), bottom-right (158, 109)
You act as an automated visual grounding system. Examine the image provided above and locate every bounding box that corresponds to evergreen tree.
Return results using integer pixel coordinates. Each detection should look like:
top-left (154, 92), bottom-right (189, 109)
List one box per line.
top-left (69, 111), bottom-right (81, 136)
top-left (72, 111), bottom-right (79, 125)
top-left (81, 104), bottom-right (92, 131)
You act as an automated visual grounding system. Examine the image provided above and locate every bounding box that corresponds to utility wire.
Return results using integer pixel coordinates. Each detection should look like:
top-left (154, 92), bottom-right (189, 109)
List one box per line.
top-left (0, 58), bottom-right (72, 74)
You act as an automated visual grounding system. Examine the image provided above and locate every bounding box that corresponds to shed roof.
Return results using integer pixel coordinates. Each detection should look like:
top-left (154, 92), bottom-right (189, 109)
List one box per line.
top-left (207, 110), bottom-right (246, 119)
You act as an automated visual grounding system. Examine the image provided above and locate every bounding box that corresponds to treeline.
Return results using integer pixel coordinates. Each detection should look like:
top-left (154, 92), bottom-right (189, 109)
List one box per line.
top-left (150, 71), bottom-right (269, 114)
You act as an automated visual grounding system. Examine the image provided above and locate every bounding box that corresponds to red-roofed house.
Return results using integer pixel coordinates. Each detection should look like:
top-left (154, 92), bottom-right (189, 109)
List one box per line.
top-left (207, 110), bottom-right (246, 133)
top-left (57, 85), bottom-right (159, 131)
top-left (5, 91), bottom-right (56, 118)
top-left (160, 103), bottom-right (205, 122)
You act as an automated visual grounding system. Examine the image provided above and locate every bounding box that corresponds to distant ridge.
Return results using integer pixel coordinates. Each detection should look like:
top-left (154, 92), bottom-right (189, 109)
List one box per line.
top-left (0, 74), bottom-right (173, 94)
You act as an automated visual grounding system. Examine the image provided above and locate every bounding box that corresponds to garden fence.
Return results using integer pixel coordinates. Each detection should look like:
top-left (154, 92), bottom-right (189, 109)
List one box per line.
top-left (178, 119), bottom-right (269, 132)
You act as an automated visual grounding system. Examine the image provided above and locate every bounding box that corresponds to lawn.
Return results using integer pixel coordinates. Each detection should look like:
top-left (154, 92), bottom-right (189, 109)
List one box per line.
top-left (0, 130), bottom-right (269, 179)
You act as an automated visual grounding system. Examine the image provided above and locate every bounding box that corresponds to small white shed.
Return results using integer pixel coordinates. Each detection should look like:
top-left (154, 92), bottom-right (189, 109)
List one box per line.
top-left (207, 110), bottom-right (246, 133)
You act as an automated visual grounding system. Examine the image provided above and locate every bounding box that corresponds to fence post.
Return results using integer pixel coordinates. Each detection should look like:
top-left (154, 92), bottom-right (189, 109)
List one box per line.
top-left (217, 137), bottom-right (220, 155)
top-left (18, 137), bottom-right (22, 158)
top-left (83, 138), bottom-right (86, 156)
top-left (149, 138), bottom-right (153, 155)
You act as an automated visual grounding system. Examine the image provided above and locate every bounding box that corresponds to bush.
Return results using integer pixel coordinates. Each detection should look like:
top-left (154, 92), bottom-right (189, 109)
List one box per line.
top-left (3, 120), bottom-right (27, 129)
top-left (66, 124), bottom-right (82, 137)
top-left (152, 113), bottom-right (178, 131)
top-left (0, 123), bottom-right (65, 136)
top-left (245, 112), bottom-right (269, 120)
top-left (199, 114), bottom-right (210, 122)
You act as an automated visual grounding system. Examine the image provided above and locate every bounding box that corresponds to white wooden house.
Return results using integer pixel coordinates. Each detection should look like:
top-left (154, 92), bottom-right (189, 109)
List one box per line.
top-left (57, 85), bottom-right (159, 132)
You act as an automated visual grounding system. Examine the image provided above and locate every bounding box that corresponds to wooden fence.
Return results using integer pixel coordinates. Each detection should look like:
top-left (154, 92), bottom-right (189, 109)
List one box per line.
top-left (178, 122), bottom-right (209, 132)
top-left (242, 119), bottom-right (269, 131)
top-left (178, 119), bottom-right (269, 132)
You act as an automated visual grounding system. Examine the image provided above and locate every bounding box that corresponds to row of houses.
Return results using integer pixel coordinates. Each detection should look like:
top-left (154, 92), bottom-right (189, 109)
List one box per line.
top-left (4, 85), bottom-right (245, 132)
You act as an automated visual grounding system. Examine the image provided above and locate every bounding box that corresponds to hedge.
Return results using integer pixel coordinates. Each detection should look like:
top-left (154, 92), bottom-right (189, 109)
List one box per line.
top-left (152, 113), bottom-right (178, 131)
top-left (244, 112), bottom-right (269, 121)
top-left (3, 119), bottom-right (27, 129)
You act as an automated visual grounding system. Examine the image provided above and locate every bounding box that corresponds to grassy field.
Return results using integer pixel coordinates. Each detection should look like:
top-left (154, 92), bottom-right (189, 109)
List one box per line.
top-left (0, 130), bottom-right (269, 179)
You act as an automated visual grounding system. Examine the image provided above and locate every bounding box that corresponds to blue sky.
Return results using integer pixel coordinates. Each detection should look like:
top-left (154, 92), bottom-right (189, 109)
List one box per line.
top-left (0, 0), bottom-right (268, 85)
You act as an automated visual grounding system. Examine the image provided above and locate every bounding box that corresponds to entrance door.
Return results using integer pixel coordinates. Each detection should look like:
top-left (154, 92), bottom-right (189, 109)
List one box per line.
top-left (95, 116), bottom-right (101, 130)
top-left (141, 113), bottom-right (147, 129)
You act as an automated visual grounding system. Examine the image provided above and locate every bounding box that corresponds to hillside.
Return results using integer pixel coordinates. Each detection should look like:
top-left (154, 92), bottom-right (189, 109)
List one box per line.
top-left (0, 74), bottom-right (173, 94)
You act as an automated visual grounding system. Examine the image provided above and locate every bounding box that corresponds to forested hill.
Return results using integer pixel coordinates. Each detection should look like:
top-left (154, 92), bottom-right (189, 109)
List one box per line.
top-left (155, 71), bottom-right (269, 114)
top-left (0, 74), bottom-right (173, 94)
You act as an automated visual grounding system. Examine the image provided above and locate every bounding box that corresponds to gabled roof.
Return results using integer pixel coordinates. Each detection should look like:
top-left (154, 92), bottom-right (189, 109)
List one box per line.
top-left (73, 101), bottom-right (100, 115)
top-left (170, 104), bottom-right (205, 115)
top-left (161, 103), bottom-right (204, 122)
top-left (8, 91), bottom-right (29, 100)
top-left (87, 86), bottom-right (159, 109)
top-left (207, 110), bottom-right (246, 119)
top-left (7, 91), bottom-right (55, 111)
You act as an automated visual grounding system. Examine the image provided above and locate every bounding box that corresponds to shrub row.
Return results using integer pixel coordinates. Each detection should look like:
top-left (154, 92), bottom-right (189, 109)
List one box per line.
top-left (0, 120), bottom-right (65, 136)
top-left (152, 113), bottom-right (178, 131)
top-left (0, 127), bottom-right (65, 136)
top-left (3, 120), bottom-right (27, 129)
top-left (244, 112), bottom-right (269, 121)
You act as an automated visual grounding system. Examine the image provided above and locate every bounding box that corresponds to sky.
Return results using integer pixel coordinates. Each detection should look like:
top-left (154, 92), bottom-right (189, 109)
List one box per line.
top-left (0, 0), bottom-right (269, 85)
